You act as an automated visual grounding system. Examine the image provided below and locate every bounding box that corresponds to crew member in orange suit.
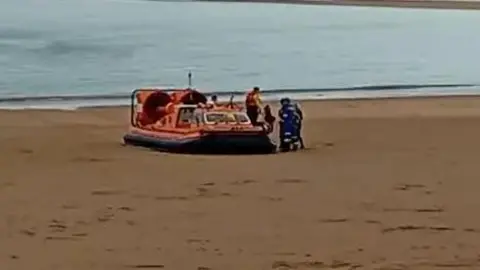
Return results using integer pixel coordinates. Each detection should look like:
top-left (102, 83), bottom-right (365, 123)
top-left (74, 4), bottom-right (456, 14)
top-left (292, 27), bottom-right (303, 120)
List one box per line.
top-left (245, 86), bottom-right (262, 125)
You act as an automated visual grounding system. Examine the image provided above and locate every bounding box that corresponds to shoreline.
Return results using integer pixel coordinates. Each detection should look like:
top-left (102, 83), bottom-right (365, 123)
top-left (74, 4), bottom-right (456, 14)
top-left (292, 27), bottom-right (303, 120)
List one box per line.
top-left (2, 95), bottom-right (480, 119)
top-left (2, 93), bottom-right (480, 111)
top-left (194, 0), bottom-right (480, 10)
top-left (75, 94), bottom-right (480, 113)
top-left (1, 84), bottom-right (479, 110)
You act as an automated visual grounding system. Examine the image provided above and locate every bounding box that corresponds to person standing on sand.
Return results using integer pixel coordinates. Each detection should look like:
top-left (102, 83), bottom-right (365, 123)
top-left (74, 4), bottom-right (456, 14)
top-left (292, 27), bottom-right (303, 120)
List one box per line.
top-left (263, 104), bottom-right (276, 133)
top-left (278, 98), bottom-right (305, 149)
top-left (245, 86), bottom-right (262, 125)
top-left (294, 102), bottom-right (305, 149)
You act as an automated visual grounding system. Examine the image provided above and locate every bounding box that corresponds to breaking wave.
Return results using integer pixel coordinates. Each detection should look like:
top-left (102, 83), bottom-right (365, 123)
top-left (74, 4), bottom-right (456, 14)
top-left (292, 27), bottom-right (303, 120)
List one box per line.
top-left (0, 83), bottom-right (477, 104)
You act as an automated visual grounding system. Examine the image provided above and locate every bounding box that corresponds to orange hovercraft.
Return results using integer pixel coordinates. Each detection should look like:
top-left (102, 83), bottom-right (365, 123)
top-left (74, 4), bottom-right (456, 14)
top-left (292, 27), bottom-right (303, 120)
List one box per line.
top-left (123, 73), bottom-right (276, 154)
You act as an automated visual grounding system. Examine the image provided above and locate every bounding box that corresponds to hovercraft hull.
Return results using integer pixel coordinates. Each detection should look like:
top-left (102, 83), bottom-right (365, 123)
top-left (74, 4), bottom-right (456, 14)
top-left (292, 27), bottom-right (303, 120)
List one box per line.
top-left (123, 132), bottom-right (276, 154)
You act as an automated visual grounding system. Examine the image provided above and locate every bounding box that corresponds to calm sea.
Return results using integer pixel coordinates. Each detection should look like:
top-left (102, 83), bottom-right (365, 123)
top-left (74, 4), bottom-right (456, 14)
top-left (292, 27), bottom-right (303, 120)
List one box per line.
top-left (1, 0), bottom-right (480, 108)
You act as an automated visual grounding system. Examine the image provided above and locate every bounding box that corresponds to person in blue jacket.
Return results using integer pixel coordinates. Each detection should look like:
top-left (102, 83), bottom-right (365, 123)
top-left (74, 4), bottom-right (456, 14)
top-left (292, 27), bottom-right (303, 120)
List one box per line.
top-left (278, 98), bottom-right (305, 149)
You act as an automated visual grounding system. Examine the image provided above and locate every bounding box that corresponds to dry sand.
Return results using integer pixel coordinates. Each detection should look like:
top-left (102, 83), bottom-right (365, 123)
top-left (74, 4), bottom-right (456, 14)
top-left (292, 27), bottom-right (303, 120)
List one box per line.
top-left (196, 0), bottom-right (480, 10)
top-left (2, 96), bottom-right (480, 269)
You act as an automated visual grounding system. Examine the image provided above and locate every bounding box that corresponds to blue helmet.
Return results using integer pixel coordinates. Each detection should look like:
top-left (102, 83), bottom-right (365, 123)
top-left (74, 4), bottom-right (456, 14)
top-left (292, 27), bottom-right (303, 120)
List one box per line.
top-left (280, 97), bottom-right (291, 106)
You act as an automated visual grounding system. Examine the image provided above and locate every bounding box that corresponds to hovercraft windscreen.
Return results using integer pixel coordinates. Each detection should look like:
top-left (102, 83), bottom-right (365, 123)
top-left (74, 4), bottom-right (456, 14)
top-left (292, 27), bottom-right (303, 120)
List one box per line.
top-left (176, 90), bottom-right (207, 105)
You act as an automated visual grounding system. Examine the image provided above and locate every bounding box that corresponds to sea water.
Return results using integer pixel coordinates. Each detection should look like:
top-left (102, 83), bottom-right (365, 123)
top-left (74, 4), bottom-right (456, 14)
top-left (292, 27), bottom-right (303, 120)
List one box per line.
top-left (1, 0), bottom-right (480, 108)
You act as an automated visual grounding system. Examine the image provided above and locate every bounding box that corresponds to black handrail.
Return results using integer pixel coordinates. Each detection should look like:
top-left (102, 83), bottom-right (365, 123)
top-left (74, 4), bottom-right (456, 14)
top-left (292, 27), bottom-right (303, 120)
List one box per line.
top-left (130, 89), bottom-right (138, 127)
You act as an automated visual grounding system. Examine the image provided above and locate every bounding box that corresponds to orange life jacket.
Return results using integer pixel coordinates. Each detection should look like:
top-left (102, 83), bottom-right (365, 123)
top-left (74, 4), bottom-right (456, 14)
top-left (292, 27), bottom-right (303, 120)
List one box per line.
top-left (245, 91), bottom-right (258, 107)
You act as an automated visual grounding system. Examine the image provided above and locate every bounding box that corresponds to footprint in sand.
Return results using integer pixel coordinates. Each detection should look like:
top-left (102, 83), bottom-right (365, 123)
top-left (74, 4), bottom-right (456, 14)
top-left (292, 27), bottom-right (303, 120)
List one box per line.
top-left (364, 220), bottom-right (382, 225)
top-left (187, 238), bottom-right (211, 251)
top-left (118, 206), bottom-right (134, 211)
top-left (126, 264), bottom-right (165, 269)
top-left (20, 228), bottom-right (36, 237)
top-left (261, 196), bottom-right (284, 202)
top-left (48, 219), bottom-right (67, 232)
top-left (382, 207), bottom-right (444, 213)
top-left (18, 148), bottom-right (33, 154)
top-left (382, 225), bottom-right (454, 233)
top-left (155, 196), bottom-right (189, 201)
top-left (323, 142), bottom-right (335, 147)
top-left (91, 189), bottom-right (126, 196)
top-left (196, 187), bottom-right (232, 198)
top-left (71, 156), bottom-right (111, 163)
top-left (318, 218), bottom-right (350, 223)
top-left (393, 183), bottom-right (426, 191)
top-left (201, 182), bottom-right (215, 186)
top-left (95, 207), bottom-right (115, 222)
top-left (414, 207), bottom-right (444, 213)
top-left (275, 178), bottom-right (308, 184)
top-left (231, 179), bottom-right (257, 186)
top-left (272, 260), bottom-right (357, 269)
top-left (273, 252), bottom-right (297, 256)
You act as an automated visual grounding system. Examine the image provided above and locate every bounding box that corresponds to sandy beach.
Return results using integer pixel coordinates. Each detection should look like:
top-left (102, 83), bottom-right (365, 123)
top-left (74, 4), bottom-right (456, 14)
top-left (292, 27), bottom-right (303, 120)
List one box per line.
top-left (196, 0), bottom-right (480, 10)
top-left (2, 96), bottom-right (480, 269)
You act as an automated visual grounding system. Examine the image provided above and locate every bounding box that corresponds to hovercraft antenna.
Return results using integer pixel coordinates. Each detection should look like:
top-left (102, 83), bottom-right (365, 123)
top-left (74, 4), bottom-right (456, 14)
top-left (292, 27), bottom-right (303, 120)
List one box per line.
top-left (228, 94), bottom-right (234, 108)
top-left (188, 71), bottom-right (192, 89)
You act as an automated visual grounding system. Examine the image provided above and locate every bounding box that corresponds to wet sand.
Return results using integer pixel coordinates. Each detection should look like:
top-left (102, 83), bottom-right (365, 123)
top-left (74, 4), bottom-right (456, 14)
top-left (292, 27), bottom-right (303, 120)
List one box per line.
top-left (2, 96), bottom-right (480, 269)
top-left (196, 0), bottom-right (480, 10)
